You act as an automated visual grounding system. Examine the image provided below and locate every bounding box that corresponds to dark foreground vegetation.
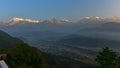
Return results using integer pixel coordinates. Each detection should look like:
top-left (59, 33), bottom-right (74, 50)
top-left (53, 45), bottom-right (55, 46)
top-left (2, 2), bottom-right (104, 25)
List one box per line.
top-left (96, 47), bottom-right (120, 68)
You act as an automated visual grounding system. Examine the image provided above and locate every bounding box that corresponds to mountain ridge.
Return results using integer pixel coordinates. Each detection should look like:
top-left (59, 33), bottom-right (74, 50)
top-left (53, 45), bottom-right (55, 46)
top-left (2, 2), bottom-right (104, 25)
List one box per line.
top-left (1, 16), bottom-right (120, 26)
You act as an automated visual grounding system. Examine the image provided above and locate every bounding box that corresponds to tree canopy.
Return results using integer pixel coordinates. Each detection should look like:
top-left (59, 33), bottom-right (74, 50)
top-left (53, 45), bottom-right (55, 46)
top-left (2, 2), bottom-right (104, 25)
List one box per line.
top-left (4, 43), bottom-right (48, 68)
top-left (96, 47), bottom-right (120, 68)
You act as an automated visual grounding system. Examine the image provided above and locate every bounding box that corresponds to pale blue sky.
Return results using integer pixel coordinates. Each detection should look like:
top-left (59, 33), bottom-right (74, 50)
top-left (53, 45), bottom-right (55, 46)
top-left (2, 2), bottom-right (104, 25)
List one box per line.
top-left (0, 0), bottom-right (120, 21)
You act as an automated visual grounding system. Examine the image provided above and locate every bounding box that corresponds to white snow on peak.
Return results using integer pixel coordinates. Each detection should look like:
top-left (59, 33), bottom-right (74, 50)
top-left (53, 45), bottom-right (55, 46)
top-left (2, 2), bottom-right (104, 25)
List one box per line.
top-left (61, 19), bottom-right (70, 22)
top-left (10, 17), bottom-right (24, 22)
top-left (25, 19), bottom-right (39, 23)
top-left (10, 17), bottom-right (40, 23)
top-left (84, 17), bottom-right (91, 19)
top-left (95, 16), bottom-right (101, 19)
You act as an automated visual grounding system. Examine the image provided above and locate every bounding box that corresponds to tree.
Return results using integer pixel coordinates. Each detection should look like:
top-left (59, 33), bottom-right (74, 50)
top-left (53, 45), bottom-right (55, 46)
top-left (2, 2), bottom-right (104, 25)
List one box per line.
top-left (96, 47), bottom-right (118, 68)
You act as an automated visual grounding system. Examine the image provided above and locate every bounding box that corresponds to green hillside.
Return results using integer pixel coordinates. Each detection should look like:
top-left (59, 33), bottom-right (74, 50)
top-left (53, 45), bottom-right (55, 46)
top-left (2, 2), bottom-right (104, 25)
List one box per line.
top-left (0, 30), bottom-right (48, 68)
top-left (0, 30), bottom-right (23, 48)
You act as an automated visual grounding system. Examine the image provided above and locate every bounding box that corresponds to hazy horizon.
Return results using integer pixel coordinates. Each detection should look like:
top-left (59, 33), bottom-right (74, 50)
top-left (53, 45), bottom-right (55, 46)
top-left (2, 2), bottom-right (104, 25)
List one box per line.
top-left (0, 0), bottom-right (120, 21)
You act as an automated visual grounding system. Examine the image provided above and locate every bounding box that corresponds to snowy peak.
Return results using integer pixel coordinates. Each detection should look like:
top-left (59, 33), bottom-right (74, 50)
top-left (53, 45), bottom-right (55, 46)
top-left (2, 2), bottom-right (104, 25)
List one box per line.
top-left (10, 17), bottom-right (24, 23)
top-left (83, 16), bottom-right (102, 20)
top-left (49, 17), bottom-right (57, 23)
top-left (95, 16), bottom-right (102, 20)
top-left (9, 17), bottom-right (40, 25)
top-left (25, 19), bottom-right (39, 23)
top-left (78, 16), bottom-right (103, 24)
top-left (43, 17), bottom-right (71, 25)
top-left (9, 17), bottom-right (24, 25)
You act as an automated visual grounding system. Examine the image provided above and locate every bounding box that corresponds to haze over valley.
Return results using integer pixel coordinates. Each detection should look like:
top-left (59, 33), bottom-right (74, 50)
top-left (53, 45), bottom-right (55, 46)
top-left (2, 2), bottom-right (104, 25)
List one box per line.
top-left (1, 16), bottom-right (120, 60)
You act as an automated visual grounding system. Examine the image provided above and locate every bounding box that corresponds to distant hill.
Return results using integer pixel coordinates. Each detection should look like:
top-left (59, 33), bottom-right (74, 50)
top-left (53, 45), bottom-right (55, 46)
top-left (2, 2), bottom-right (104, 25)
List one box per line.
top-left (77, 22), bottom-right (120, 41)
top-left (0, 30), bottom-right (23, 48)
top-left (58, 35), bottom-right (120, 47)
top-left (79, 22), bottom-right (120, 32)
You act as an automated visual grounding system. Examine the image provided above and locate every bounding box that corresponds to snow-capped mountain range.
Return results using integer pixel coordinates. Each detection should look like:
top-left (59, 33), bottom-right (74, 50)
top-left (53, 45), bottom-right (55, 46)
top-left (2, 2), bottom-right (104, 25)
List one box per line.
top-left (0, 17), bottom-right (40, 26)
top-left (1, 16), bottom-right (120, 26)
top-left (0, 17), bottom-right (72, 26)
top-left (78, 16), bottom-right (120, 24)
